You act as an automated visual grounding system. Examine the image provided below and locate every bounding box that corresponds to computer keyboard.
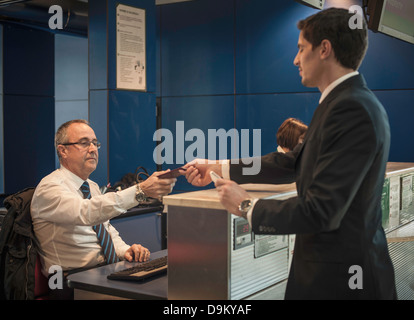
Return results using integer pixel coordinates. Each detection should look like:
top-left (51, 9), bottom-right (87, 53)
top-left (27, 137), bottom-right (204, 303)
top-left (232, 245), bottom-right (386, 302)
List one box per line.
top-left (107, 255), bottom-right (167, 281)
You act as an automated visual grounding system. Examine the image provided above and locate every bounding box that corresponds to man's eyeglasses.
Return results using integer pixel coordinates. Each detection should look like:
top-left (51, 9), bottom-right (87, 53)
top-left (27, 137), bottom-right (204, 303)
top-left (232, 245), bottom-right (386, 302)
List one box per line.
top-left (61, 139), bottom-right (101, 150)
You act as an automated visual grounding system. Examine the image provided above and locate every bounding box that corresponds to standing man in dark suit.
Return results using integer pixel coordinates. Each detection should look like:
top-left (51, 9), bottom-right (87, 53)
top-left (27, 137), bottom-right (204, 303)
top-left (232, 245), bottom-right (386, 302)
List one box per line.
top-left (184, 8), bottom-right (397, 299)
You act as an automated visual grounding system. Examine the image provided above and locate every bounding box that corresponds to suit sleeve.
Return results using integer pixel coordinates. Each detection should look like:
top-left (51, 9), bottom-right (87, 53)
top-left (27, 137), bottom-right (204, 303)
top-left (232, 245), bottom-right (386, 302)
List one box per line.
top-left (230, 148), bottom-right (298, 184)
top-left (250, 99), bottom-right (378, 235)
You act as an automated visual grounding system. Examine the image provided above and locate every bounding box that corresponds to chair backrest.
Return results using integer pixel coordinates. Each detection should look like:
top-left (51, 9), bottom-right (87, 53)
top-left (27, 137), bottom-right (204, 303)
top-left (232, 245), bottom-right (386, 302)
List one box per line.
top-left (34, 254), bottom-right (49, 299)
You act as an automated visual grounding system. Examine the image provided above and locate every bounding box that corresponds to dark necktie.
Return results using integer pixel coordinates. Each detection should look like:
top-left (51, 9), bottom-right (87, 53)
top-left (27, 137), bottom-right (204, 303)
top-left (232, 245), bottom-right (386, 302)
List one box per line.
top-left (80, 181), bottom-right (120, 264)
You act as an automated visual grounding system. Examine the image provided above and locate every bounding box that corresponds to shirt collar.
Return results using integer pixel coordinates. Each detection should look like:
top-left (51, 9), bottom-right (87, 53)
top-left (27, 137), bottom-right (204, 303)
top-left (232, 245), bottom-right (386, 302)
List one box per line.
top-left (319, 71), bottom-right (359, 104)
top-left (59, 165), bottom-right (88, 189)
top-left (277, 145), bottom-right (286, 153)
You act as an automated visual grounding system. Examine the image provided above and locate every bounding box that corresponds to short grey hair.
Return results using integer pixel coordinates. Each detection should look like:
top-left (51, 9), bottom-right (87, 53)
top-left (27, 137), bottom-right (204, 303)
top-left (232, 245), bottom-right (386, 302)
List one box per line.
top-left (55, 119), bottom-right (90, 161)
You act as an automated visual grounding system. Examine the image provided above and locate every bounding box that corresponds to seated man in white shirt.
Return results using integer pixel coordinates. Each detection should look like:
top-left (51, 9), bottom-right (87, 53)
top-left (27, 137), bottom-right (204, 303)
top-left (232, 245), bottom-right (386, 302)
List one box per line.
top-left (31, 119), bottom-right (176, 293)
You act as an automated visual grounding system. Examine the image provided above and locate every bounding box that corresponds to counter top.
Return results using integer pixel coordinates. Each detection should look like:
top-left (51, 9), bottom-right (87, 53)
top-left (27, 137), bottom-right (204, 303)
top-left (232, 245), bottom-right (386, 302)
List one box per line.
top-left (111, 204), bottom-right (163, 220)
top-left (163, 162), bottom-right (414, 210)
top-left (386, 162), bottom-right (414, 177)
top-left (163, 183), bottom-right (297, 209)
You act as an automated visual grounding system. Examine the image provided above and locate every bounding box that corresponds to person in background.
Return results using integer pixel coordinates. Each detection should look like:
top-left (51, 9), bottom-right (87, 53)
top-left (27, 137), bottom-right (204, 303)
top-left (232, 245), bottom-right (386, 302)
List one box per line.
top-left (31, 119), bottom-right (176, 299)
top-left (184, 8), bottom-right (396, 300)
top-left (276, 118), bottom-right (308, 153)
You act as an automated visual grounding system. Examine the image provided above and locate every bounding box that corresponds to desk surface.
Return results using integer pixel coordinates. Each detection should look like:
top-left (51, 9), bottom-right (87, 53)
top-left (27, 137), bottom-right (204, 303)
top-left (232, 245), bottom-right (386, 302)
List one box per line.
top-left (111, 204), bottom-right (163, 220)
top-left (163, 162), bottom-right (414, 210)
top-left (163, 183), bottom-right (297, 209)
top-left (67, 250), bottom-right (168, 300)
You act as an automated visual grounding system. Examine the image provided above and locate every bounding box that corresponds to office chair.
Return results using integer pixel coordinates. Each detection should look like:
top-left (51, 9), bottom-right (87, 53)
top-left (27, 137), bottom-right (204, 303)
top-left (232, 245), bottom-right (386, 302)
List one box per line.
top-left (34, 254), bottom-right (49, 299)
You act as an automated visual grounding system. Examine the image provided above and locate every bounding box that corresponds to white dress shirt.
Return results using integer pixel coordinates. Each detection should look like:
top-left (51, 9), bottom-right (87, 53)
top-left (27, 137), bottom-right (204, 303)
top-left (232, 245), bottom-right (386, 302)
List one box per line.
top-left (319, 71), bottom-right (359, 104)
top-left (31, 166), bottom-right (138, 276)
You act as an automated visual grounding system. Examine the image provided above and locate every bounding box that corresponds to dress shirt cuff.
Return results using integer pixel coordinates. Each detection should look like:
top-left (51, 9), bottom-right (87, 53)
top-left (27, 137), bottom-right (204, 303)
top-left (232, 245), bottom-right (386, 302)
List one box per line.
top-left (222, 159), bottom-right (255, 225)
top-left (116, 185), bottom-right (140, 209)
top-left (221, 159), bottom-right (230, 179)
top-left (246, 198), bottom-right (258, 226)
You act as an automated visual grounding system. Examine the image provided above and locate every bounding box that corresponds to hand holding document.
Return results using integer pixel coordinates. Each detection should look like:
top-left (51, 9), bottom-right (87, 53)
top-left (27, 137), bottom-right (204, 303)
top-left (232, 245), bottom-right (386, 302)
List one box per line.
top-left (183, 159), bottom-right (223, 187)
top-left (158, 167), bottom-right (187, 179)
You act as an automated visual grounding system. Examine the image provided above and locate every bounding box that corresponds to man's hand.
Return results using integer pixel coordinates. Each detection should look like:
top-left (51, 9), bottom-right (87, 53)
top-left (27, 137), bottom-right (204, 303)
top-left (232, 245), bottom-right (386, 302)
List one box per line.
top-left (124, 244), bottom-right (150, 262)
top-left (183, 159), bottom-right (222, 187)
top-left (215, 178), bottom-right (250, 216)
top-left (140, 170), bottom-right (176, 198)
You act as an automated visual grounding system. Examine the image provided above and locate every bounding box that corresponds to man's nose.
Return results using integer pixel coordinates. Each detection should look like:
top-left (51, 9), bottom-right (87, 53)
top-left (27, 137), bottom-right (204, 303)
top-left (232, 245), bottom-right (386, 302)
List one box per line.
top-left (293, 53), bottom-right (299, 66)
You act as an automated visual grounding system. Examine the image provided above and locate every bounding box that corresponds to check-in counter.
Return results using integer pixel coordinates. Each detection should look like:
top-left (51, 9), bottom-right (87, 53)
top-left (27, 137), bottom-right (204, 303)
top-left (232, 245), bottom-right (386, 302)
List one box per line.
top-left (383, 163), bottom-right (414, 300)
top-left (163, 183), bottom-right (297, 300)
top-left (163, 162), bottom-right (414, 300)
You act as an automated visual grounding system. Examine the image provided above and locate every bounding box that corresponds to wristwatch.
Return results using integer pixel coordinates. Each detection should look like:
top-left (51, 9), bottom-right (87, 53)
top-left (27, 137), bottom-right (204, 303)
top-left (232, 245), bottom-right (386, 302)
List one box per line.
top-left (135, 183), bottom-right (147, 203)
top-left (238, 198), bottom-right (252, 220)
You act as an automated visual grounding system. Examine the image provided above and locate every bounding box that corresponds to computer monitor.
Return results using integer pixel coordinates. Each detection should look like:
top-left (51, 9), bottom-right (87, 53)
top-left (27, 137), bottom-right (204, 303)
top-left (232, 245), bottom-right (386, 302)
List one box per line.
top-left (368, 0), bottom-right (414, 44)
top-left (295, 0), bottom-right (325, 10)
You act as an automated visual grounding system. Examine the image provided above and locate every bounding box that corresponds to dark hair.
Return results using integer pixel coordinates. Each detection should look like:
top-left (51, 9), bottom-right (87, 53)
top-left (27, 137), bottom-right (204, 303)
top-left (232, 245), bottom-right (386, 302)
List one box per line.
top-left (297, 7), bottom-right (368, 70)
top-left (276, 118), bottom-right (308, 151)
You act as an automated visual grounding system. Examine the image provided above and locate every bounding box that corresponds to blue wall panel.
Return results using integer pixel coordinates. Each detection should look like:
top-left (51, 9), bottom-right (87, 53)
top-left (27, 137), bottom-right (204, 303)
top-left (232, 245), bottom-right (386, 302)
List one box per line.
top-left (361, 31), bottom-right (414, 90)
top-left (3, 24), bottom-right (54, 96)
top-left (3, 95), bottom-right (55, 193)
top-left (55, 34), bottom-right (88, 101)
top-left (108, 90), bottom-right (157, 183)
top-left (156, 6), bottom-right (162, 97)
top-left (162, 95), bottom-right (235, 160)
top-left (0, 25), bottom-right (3, 194)
top-left (88, 0), bottom-right (108, 91)
top-left (235, 0), bottom-right (317, 94)
top-left (2, 24), bottom-right (55, 194)
top-left (374, 90), bottom-right (414, 163)
top-left (54, 33), bottom-right (89, 169)
top-left (89, 90), bottom-right (108, 186)
top-left (160, 0), bottom-right (234, 96)
top-left (236, 93), bottom-right (319, 156)
top-left (0, 94), bottom-right (3, 194)
top-left (162, 95), bottom-right (234, 191)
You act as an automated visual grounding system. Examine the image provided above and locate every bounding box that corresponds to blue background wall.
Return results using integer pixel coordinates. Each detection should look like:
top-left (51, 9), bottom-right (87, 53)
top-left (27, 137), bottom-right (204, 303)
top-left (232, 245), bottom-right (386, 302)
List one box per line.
top-left (157, 0), bottom-right (414, 192)
top-left (88, 0), bottom-right (156, 187)
top-left (2, 24), bottom-right (56, 194)
top-left (0, 23), bottom-right (88, 196)
top-left (0, 25), bottom-right (3, 194)
top-left (0, 0), bottom-right (413, 196)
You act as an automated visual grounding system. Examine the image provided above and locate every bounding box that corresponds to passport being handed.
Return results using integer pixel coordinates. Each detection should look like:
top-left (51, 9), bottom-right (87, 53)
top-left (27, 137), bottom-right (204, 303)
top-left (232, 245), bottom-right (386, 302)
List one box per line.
top-left (158, 167), bottom-right (186, 179)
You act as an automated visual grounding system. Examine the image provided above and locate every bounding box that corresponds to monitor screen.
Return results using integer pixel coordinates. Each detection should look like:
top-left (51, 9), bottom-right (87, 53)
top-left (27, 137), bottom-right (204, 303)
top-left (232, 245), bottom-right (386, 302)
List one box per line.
top-left (377, 0), bottom-right (414, 44)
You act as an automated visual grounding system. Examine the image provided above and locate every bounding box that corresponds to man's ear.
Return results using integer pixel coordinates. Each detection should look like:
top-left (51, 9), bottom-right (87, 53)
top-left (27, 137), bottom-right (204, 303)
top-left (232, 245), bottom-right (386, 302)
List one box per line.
top-left (57, 145), bottom-right (67, 159)
top-left (319, 39), bottom-right (333, 60)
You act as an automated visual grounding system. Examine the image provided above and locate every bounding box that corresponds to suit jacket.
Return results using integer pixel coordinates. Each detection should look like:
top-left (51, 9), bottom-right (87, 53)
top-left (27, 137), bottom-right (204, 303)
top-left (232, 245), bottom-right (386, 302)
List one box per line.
top-left (230, 74), bottom-right (397, 300)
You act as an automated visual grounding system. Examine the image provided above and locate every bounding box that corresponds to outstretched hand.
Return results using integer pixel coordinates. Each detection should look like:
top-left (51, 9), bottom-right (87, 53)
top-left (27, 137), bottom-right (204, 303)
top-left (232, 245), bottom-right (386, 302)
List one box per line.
top-left (183, 159), bottom-right (222, 187)
top-left (140, 170), bottom-right (176, 198)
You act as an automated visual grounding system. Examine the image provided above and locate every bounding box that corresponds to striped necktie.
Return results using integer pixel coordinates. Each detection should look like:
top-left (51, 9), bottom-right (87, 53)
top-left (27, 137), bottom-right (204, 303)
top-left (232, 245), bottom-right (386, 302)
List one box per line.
top-left (80, 181), bottom-right (120, 264)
